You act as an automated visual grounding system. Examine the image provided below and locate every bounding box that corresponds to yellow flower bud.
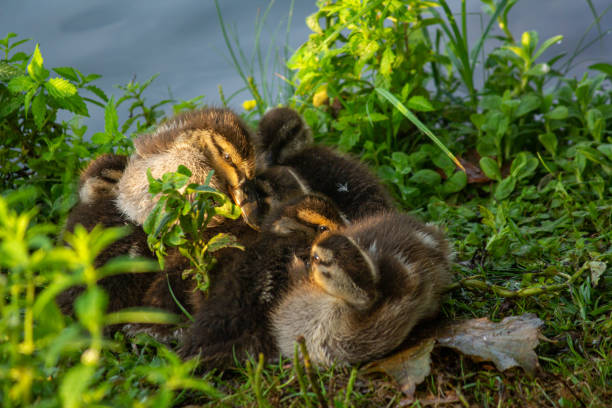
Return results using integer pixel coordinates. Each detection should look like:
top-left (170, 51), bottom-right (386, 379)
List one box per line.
top-left (242, 99), bottom-right (257, 111)
top-left (313, 86), bottom-right (329, 107)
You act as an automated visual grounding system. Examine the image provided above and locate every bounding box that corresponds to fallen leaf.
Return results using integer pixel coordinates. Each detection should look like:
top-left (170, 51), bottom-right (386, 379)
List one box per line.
top-left (587, 261), bottom-right (606, 286)
top-left (436, 313), bottom-right (543, 374)
top-left (459, 157), bottom-right (492, 184)
top-left (363, 338), bottom-right (434, 399)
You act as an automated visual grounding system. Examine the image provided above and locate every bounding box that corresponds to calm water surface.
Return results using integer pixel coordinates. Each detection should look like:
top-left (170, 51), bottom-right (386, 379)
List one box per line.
top-left (1, 0), bottom-right (610, 134)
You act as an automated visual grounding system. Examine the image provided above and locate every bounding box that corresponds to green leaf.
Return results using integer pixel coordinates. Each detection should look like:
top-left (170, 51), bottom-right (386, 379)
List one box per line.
top-left (533, 35), bottom-right (563, 60)
top-left (586, 108), bottom-right (604, 142)
top-left (479, 157), bottom-right (501, 181)
top-left (85, 84), bottom-right (108, 102)
top-left (409, 169), bottom-right (441, 187)
top-left (545, 106), bottom-right (568, 120)
top-left (515, 94), bottom-right (540, 117)
top-left (538, 133), bottom-right (558, 157)
top-left (7, 75), bottom-right (36, 93)
top-left (27, 44), bottom-right (49, 81)
top-left (24, 88), bottom-right (36, 118)
top-left (74, 287), bottom-right (108, 331)
top-left (52, 66), bottom-right (79, 82)
top-left (588, 63), bottom-right (612, 77)
top-left (206, 232), bottom-right (245, 252)
top-left (406, 95), bottom-right (434, 112)
top-left (104, 95), bottom-right (119, 135)
top-left (380, 47), bottom-right (395, 76)
top-left (0, 61), bottom-right (22, 81)
top-left (495, 176), bottom-right (516, 200)
top-left (597, 144), bottom-right (612, 161)
top-left (31, 91), bottom-right (46, 129)
top-left (441, 171), bottom-right (467, 194)
top-left (510, 152), bottom-right (538, 180)
top-left (45, 77), bottom-right (77, 98)
top-left (305, 12), bottom-right (323, 34)
top-left (60, 365), bottom-right (96, 408)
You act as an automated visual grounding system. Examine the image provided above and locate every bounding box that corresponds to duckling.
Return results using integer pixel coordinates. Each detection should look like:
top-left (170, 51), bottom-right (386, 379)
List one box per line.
top-left (58, 153), bottom-right (155, 315)
top-left (116, 108), bottom-right (260, 230)
top-left (179, 193), bottom-right (347, 369)
top-left (255, 107), bottom-right (396, 221)
top-left (271, 212), bottom-right (452, 366)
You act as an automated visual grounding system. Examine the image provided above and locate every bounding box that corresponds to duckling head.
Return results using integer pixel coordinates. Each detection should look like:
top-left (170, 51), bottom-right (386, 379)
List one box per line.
top-left (256, 107), bottom-right (312, 167)
top-left (264, 193), bottom-right (347, 239)
top-left (309, 233), bottom-right (379, 311)
top-left (184, 109), bottom-right (260, 229)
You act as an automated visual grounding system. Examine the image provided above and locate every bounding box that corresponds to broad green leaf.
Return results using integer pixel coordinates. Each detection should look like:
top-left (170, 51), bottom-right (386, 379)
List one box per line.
top-left (60, 365), bottom-right (96, 408)
top-left (441, 171), bottom-right (467, 194)
top-left (31, 91), bottom-right (46, 129)
top-left (52, 66), bottom-right (79, 82)
top-left (406, 95), bottom-right (434, 112)
top-left (91, 131), bottom-right (111, 145)
top-left (206, 232), bottom-right (245, 252)
top-left (7, 75), bottom-right (36, 93)
top-left (410, 169), bottom-right (441, 187)
top-left (511, 152), bottom-right (538, 180)
top-left (495, 176), bottom-right (516, 200)
top-left (0, 61), bottom-right (22, 81)
top-left (85, 84), bottom-right (108, 102)
top-left (380, 47), bottom-right (395, 76)
top-left (545, 106), bottom-right (568, 120)
top-left (597, 144), bottom-right (612, 161)
top-left (515, 94), bottom-right (540, 117)
top-left (586, 108), bottom-right (604, 142)
top-left (479, 157), bottom-right (501, 181)
top-left (478, 95), bottom-right (502, 111)
top-left (538, 133), bottom-right (558, 157)
top-left (305, 12), bottom-right (323, 34)
top-left (45, 77), bottom-right (77, 98)
top-left (74, 287), bottom-right (108, 331)
top-left (588, 63), bottom-right (612, 77)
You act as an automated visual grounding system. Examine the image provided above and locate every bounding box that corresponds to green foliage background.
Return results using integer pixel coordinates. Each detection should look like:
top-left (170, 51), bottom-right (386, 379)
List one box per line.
top-left (1, 0), bottom-right (611, 406)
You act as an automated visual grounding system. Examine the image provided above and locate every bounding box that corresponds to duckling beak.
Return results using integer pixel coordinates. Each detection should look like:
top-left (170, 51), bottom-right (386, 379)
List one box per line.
top-left (231, 178), bottom-right (261, 231)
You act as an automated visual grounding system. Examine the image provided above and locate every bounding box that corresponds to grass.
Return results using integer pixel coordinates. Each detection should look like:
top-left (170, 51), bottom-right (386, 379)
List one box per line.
top-left (1, 0), bottom-right (611, 406)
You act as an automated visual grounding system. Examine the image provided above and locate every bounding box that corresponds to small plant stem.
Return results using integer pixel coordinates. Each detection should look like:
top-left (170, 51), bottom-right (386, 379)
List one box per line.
top-left (21, 270), bottom-right (35, 355)
top-left (446, 262), bottom-right (590, 298)
top-left (294, 343), bottom-right (313, 408)
top-left (343, 366), bottom-right (358, 407)
top-left (297, 336), bottom-right (327, 408)
top-left (252, 353), bottom-right (268, 408)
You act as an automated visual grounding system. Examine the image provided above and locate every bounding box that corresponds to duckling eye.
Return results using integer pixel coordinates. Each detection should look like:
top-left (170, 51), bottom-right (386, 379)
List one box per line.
top-left (318, 225), bottom-right (329, 233)
top-left (312, 254), bottom-right (321, 264)
top-left (223, 152), bottom-right (231, 162)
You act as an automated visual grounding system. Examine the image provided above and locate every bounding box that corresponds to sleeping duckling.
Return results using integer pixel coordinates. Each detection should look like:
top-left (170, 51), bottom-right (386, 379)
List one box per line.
top-left (179, 193), bottom-right (347, 369)
top-left (58, 153), bottom-right (155, 315)
top-left (271, 212), bottom-right (452, 366)
top-left (255, 107), bottom-right (396, 221)
top-left (117, 108), bottom-right (260, 229)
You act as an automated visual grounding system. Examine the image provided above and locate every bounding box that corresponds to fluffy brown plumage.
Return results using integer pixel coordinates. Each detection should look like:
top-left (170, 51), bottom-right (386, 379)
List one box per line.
top-left (179, 193), bottom-right (347, 369)
top-left (254, 107), bottom-right (396, 221)
top-left (271, 211), bottom-right (452, 366)
top-left (117, 108), bottom-right (260, 229)
top-left (58, 154), bottom-right (155, 315)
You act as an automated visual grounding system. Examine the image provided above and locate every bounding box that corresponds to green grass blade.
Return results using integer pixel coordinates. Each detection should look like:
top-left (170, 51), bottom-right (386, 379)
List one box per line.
top-left (469, 0), bottom-right (509, 69)
top-left (375, 87), bottom-right (465, 172)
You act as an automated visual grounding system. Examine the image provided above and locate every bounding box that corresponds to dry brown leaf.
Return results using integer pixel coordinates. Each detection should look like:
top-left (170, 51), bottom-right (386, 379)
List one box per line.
top-left (436, 313), bottom-right (543, 374)
top-left (363, 338), bottom-right (435, 399)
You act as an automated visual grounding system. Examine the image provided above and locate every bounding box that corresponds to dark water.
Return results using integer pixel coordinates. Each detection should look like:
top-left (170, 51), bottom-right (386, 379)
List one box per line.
top-left (2, 0), bottom-right (611, 134)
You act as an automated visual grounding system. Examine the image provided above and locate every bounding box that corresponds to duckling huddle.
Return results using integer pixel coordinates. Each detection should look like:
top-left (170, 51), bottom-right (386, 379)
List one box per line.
top-left (60, 107), bottom-right (453, 368)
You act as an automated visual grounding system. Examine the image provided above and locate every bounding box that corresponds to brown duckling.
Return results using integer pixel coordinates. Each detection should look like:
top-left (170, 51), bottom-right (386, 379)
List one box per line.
top-left (179, 193), bottom-right (347, 369)
top-left (271, 212), bottom-right (452, 366)
top-left (58, 153), bottom-right (155, 315)
top-left (117, 108), bottom-right (260, 230)
top-left (254, 107), bottom-right (396, 221)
